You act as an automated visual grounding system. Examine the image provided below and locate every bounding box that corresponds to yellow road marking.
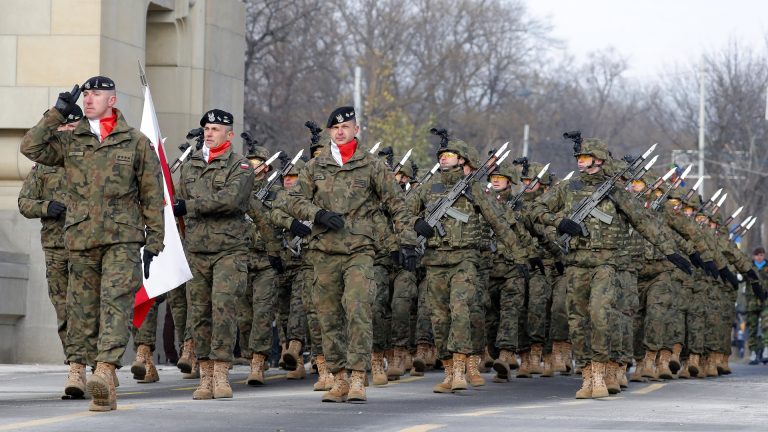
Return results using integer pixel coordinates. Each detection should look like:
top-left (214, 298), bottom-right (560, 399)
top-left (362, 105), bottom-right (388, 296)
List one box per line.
top-left (171, 386), bottom-right (197, 391)
top-left (0, 411), bottom-right (97, 431)
top-left (386, 376), bottom-right (425, 385)
top-left (397, 424), bottom-right (446, 432)
top-left (632, 383), bottom-right (666, 395)
top-left (455, 409), bottom-right (502, 417)
top-left (235, 373), bottom-right (287, 385)
top-left (560, 400), bottom-right (589, 406)
top-left (514, 404), bottom-right (551, 409)
top-left (116, 392), bottom-right (147, 396)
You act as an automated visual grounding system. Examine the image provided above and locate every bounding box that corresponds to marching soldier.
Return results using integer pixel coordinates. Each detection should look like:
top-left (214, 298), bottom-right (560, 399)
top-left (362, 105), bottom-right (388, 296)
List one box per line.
top-left (21, 76), bottom-right (165, 411)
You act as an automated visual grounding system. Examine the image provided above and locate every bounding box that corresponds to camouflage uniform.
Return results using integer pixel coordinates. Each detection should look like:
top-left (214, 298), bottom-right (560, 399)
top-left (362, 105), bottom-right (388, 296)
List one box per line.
top-left (746, 262), bottom-right (768, 353)
top-left (18, 163), bottom-right (70, 355)
top-left (167, 283), bottom-right (190, 351)
top-left (21, 107), bottom-right (165, 368)
top-left (280, 138), bottom-right (415, 374)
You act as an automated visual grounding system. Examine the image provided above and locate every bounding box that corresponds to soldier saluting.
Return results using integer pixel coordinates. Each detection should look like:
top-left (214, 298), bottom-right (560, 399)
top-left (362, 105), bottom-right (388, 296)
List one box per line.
top-left (21, 76), bottom-right (165, 412)
top-left (280, 106), bottom-right (418, 403)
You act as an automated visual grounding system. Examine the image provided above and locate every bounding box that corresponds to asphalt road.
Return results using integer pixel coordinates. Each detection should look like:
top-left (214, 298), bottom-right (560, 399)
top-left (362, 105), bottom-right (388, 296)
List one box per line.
top-left (1, 361), bottom-right (766, 432)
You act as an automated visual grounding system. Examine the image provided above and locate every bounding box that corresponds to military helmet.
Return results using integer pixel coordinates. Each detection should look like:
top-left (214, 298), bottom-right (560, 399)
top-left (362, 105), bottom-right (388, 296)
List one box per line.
top-left (436, 138), bottom-right (467, 158)
top-left (683, 192), bottom-right (702, 208)
top-left (398, 161), bottom-right (415, 179)
top-left (462, 144), bottom-right (480, 168)
top-left (520, 161), bottom-right (551, 185)
top-left (667, 186), bottom-right (684, 200)
top-left (488, 162), bottom-right (520, 184)
top-left (575, 138), bottom-right (611, 161)
top-left (246, 145), bottom-right (271, 161)
top-left (287, 158), bottom-right (306, 175)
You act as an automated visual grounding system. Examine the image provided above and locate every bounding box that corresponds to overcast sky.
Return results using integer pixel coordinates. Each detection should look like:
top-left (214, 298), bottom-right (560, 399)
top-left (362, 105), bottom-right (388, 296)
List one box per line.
top-left (526, 0), bottom-right (768, 80)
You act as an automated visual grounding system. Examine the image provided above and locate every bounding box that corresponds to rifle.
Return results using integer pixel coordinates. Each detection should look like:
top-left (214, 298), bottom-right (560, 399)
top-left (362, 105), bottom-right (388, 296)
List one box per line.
top-left (170, 128), bottom-right (205, 173)
top-left (723, 205), bottom-right (744, 227)
top-left (305, 121), bottom-right (323, 145)
top-left (253, 151), bottom-right (283, 204)
top-left (392, 149), bottom-right (413, 173)
top-left (624, 155), bottom-right (658, 190)
top-left (699, 188), bottom-right (723, 212)
top-left (562, 171), bottom-right (574, 181)
top-left (406, 163), bottom-right (439, 197)
top-left (649, 165), bottom-right (692, 211)
top-left (556, 143), bottom-right (656, 254)
top-left (507, 163), bottom-right (550, 209)
top-left (416, 143), bottom-right (510, 251)
top-left (682, 177), bottom-right (703, 202)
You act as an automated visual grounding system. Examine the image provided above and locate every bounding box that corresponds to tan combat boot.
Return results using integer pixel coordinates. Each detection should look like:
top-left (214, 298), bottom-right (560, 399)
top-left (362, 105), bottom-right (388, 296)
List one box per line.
top-left (177, 339), bottom-right (196, 374)
top-left (669, 343), bottom-right (683, 374)
top-left (412, 343), bottom-right (429, 375)
top-left (348, 370), bottom-right (367, 403)
top-left (480, 347), bottom-right (493, 373)
top-left (678, 361), bottom-right (690, 379)
top-left (247, 353), bottom-right (267, 386)
top-left (138, 353), bottom-right (159, 383)
top-left (492, 349), bottom-right (514, 382)
top-left (591, 362), bottom-right (609, 398)
top-left (541, 352), bottom-right (555, 377)
top-left (282, 340), bottom-right (303, 371)
top-left (630, 359), bottom-right (646, 382)
top-left (604, 361), bottom-right (621, 394)
top-left (720, 353), bottom-right (732, 375)
top-left (552, 341), bottom-right (566, 373)
top-left (193, 360), bottom-right (214, 400)
top-left (287, 362), bottom-right (306, 380)
top-left (404, 350), bottom-right (413, 372)
top-left (387, 347), bottom-right (407, 379)
top-left (618, 363), bottom-right (629, 389)
top-left (131, 344), bottom-right (151, 380)
top-left (656, 349), bottom-right (674, 380)
top-left (64, 362), bottom-right (87, 399)
top-left (313, 355), bottom-right (333, 391)
top-left (575, 363), bottom-right (593, 399)
top-left (86, 362), bottom-right (116, 411)
top-left (517, 351), bottom-right (533, 378)
top-left (451, 353), bottom-right (469, 391)
top-left (466, 354), bottom-right (485, 387)
top-left (426, 345), bottom-right (438, 368)
top-left (432, 359), bottom-right (454, 393)
top-left (530, 343), bottom-right (544, 374)
top-left (640, 351), bottom-right (658, 380)
top-left (704, 354), bottom-right (719, 377)
top-left (687, 353), bottom-right (701, 377)
top-left (371, 351), bottom-right (388, 385)
top-left (560, 342), bottom-right (573, 374)
top-left (213, 361), bottom-right (233, 398)
top-left (322, 369), bottom-right (349, 402)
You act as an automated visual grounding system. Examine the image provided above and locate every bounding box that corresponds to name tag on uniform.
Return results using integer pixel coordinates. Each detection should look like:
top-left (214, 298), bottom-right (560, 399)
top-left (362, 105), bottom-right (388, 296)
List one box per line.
top-left (353, 178), bottom-right (367, 188)
top-left (68, 151), bottom-right (84, 157)
top-left (115, 151), bottom-right (133, 165)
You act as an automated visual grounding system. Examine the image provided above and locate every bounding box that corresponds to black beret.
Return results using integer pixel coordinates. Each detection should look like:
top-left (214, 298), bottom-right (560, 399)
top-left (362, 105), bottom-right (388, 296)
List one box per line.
top-left (326, 106), bottom-right (356, 128)
top-left (82, 76), bottom-right (116, 91)
top-left (65, 105), bottom-right (83, 124)
top-left (200, 109), bottom-right (234, 127)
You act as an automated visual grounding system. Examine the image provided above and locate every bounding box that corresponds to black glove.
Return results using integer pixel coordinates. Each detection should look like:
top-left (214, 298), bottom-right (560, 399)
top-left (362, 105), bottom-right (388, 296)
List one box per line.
top-left (516, 264), bottom-right (530, 280)
top-left (666, 253), bottom-right (692, 275)
top-left (703, 261), bottom-right (719, 278)
top-left (54, 84), bottom-right (81, 119)
top-left (47, 200), bottom-right (67, 219)
top-left (142, 249), bottom-right (157, 279)
top-left (688, 252), bottom-right (704, 269)
top-left (314, 209), bottom-right (344, 230)
top-left (555, 261), bottom-right (565, 276)
top-left (557, 218), bottom-right (582, 236)
top-left (268, 255), bottom-right (285, 274)
top-left (289, 219), bottom-right (312, 237)
top-left (529, 257), bottom-right (545, 275)
top-left (399, 246), bottom-right (418, 272)
top-left (390, 250), bottom-right (401, 264)
top-left (746, 269), bottom-right (759, 281)
top-left (719, 267), bottom-right (739, 289)
top-left (173, 199), bottom-right (187, 217)
top-left (414, 218), bottom-right (435, 238)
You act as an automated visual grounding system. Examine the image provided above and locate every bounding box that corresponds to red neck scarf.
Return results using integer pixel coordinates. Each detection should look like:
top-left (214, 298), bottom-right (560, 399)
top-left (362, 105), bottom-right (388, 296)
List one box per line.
top-left (99, 109), bottom-right (118, 142)
top-left (337, 139), bottom-right (357, 164)
top-left (208, 140), bottom-right (231, 163)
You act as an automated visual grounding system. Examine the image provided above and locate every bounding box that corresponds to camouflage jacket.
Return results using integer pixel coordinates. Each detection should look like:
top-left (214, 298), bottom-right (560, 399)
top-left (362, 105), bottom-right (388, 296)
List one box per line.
top-left (409, 168), bottom-right (527, 266)
top-left (18, 163), bottom-right (67, 249)
top-left (529, 171), bottom-right (675, 267)
top-left (20, 108), bottom-right (164, 253)
top-left (662, 203), bottom-right (714, 262)
top-left (491, 188), bottom-right (539, 264)
top-left (248, 176), bottom-right (284, 255)
top-left (282, 140), bottom-right (416, 254)
top-left (176, 144), bottom-right (253, 254)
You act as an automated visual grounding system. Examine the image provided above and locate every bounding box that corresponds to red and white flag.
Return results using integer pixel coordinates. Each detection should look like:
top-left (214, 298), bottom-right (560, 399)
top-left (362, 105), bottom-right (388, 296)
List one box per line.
top-left (134, 69), bottom-right (193, 328)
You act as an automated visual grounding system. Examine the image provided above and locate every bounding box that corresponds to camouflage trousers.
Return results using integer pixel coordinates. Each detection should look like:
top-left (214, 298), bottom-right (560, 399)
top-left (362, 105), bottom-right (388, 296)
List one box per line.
top-left (470, 262), bottom-right (492, 354)
top-left (565, 264), bottom-right (618, 367)
top-left (718, 284), bottom-right (737, 354)
top-left (275, 263), bottom-right (306, 344)
top-left (679, 269), bottom-right (707, 357)
top-left (635, 262), bottom-right (681, 353)
top-left (611, 270), bottom-right (638, 364)
top-left (306, 249), bottom-right (376, 373)
top-left (746, 295), bottom-right (768, 351)
top-left (167, 283), bottom-right (189, 349)
top-left (132, 300), bottom-right (159, 350)
top-left (492, 261), bottom-right (526, 352)
top-left (426, 258), bottom-right (479, 359)
top-left (66, 243), bottom-right (142, 368)
top-left (414, 271), bottom-right (434, 345)
top-left (484, 265), bottom-right (501, 355)
top-left (548, 268), bottom-right (570, 347)
top-left (703, 280), bottom-right (724, 353)
top-left (43, 247), bottom-right (69, 356)
top-left (372, 259), bottom-right (393, 353)
top-left (235, 254), bottom-right (275, 359)
top-left (524, 265), bottom-right (553, 349)
top-left (188, 250), bottom-right (247, 362)
top-left (297, 264), bottom-right (323, 355)
top-left (391, 268), bottom-right (418, 348)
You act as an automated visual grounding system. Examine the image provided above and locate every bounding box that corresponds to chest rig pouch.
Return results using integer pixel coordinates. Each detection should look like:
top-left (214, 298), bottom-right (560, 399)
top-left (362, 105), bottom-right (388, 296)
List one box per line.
top-left (566, 180), bottom-right (620, 250)
top-left (426, 182), bottom-right (483, 249)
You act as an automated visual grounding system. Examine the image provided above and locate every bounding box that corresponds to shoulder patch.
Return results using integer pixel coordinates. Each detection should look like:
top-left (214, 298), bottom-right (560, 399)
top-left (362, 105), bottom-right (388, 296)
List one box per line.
top-left (240, 163), bottom-right (250, 170)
